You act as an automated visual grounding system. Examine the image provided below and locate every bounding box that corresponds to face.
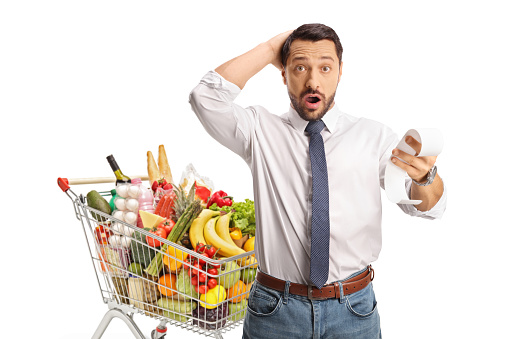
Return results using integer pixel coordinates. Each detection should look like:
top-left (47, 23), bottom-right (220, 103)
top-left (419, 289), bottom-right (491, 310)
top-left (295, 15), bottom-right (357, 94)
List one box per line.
top-left (282, 39), bottom-right (343, 121)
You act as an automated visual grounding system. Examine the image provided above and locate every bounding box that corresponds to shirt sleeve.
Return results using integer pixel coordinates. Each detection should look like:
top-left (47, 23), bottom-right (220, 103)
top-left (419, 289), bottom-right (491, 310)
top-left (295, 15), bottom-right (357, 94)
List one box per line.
top-left (379, 126), bottom-right (447, 220)
top-left (188, 70), bottom-right (257, 162)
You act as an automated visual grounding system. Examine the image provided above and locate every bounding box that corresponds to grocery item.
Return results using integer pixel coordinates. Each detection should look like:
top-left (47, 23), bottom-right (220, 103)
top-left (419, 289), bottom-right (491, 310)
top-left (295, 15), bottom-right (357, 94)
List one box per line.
top-left (227, 280), bottom-right (247, 303)
top-left (179, 163), bottom-right (214, 197)
top-left (145, 201), bottom-right (203, 277)
top-left (131, 228), bottom-right (157, 267)
top-left (199, 285), bottom-right (227, 309)
top-left (134, 178), bottom-right (155, 228)
top-left (210, 198), bottom-right (256, 237)
top-left (176, 268), bottom-right (200, 301)
top-left (157, 298), bottom-right (197, 322)
top-left (192, 302), bottom-right (228, 330)
top-left (157, 274), bottom-right (177, 296)
top-left (228, 299), bottom-right (248, 322)
top-left (147, 151), bottom-right (161, 184)
top-left (218, 261), bottom-right (241, 289)
top-left (206, 190), bottom-right (233, 209)
top-left (139, 210), bottom-right (165, 229)
top-left (128, 262), bottom-right (144, 276)
top-left (163, 244), bottom-right (189, 272)
top-left (189, 209), bottom-right (221, 249)
top-left (158, 145), bottom-right (174, 184)
top-left (111, 276), bottom-right (129, 304)
top-left (240, 268), bottom-right (257, 284)
top-left (243, 236), bottom-right (255, 252)
top-left (87, 190), bottom-right (112, 221)
top-left (203, 216), bottom-right (246, 258)
top-left (214, 213), bottom-right (238, 248)
top-left (106, 154), bottom-right (131, 184)
top-left (128, 275), bottom-right (145, 309)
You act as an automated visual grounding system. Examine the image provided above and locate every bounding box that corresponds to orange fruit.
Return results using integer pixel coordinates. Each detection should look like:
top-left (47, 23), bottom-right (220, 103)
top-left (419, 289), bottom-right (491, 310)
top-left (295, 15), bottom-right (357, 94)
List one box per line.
top-left (163, 245), bottom-right (189, 272)
top-left (158, 273), bottom-right (177, 296)
top-left (243, 236), bottom-right (255, 252)
top-left (227, 280), bottom-right (248, 303)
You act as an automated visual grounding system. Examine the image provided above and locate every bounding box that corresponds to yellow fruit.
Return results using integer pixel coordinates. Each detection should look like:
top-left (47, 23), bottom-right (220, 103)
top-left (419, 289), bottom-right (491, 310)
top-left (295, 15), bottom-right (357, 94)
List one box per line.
top-left (199, 285), bottom-right (226, 309)
top-left (163, 245), bottom-right (188, 272)
top-left (189, 209), bottom-right (220, 249)
top-left (204, 216), bottom-right (246, 258)
top-left (243, 236), bottom-right (255, 252)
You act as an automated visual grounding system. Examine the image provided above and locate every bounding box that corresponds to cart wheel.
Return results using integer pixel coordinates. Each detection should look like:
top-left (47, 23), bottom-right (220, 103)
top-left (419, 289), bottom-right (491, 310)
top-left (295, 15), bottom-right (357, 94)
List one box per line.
top-left (151, 329), bottom-right (167, 339)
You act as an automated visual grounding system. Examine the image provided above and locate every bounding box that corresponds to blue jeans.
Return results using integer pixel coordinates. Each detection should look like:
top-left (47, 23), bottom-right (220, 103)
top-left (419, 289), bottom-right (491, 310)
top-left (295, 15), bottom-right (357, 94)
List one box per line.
top-left (242, 267), bottom-right (381, 339)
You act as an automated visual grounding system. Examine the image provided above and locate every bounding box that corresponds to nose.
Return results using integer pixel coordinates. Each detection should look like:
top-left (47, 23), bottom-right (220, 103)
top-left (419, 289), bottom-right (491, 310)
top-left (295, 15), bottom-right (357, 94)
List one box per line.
top-left (305, 69), bottom-right (320, 91)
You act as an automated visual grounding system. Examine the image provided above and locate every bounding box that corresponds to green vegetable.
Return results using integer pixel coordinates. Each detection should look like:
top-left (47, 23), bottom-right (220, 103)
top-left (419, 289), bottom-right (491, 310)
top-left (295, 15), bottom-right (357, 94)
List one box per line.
top-left (86, 190), bottom-right (112, 221)
top-left (157, 297), bottom-right (197, 314)
top-left (131, 228), bottom-right (157, 267)
top-left (210, 199), bottom-right (256, 236)
top-left (145, 201), bottom-right (202, 277)
top-left (176, 268), bottom-right (199, 301)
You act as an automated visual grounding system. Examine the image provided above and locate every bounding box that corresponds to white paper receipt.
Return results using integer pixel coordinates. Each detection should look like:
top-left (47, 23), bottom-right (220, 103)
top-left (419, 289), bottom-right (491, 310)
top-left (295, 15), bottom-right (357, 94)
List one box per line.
top-left (385, 128), bottom-right (444, 205)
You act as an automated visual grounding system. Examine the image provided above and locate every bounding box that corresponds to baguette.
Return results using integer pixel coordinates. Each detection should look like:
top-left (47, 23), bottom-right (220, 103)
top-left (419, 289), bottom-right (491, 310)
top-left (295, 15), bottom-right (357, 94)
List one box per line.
top-left (147, 151), bottom-right (160, 184)
top-left (158, 145), bottom-right (173, 184)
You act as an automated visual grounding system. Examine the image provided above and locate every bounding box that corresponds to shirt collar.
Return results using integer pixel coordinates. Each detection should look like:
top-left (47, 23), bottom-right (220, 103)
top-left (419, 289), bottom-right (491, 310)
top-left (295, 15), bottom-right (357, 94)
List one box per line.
top-left (288, 103), bottom-right (341, 134)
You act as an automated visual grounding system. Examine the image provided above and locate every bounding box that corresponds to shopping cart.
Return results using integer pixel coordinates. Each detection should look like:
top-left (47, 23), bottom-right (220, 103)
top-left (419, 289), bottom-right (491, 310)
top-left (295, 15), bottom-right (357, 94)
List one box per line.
top-left (58, 177), bottom-right (257, 339)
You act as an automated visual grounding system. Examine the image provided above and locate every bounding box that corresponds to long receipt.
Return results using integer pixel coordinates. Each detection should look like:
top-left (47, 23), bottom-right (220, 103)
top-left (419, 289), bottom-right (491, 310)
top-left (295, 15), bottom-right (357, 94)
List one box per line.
top-left (385, 128), bottom-right (444, 204)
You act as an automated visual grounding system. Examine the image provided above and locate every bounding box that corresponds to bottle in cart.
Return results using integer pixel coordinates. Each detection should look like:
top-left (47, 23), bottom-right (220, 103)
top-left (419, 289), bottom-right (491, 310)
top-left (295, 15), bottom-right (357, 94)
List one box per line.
top-left (131, 177), bottom-right (155, 228)
top-left (106, 154), bottom-right (131, 184)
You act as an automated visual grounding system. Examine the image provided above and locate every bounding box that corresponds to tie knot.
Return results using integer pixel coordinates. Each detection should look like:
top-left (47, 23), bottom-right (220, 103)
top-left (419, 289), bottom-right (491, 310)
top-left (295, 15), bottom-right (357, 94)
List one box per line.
top-left (305, 120), bottom-right (325, 135)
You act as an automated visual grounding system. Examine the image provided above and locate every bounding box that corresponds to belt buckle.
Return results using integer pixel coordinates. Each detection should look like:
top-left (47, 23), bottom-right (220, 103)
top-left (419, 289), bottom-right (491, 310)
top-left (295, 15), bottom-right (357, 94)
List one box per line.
top-left (307, 285), bottom-right (327, 300)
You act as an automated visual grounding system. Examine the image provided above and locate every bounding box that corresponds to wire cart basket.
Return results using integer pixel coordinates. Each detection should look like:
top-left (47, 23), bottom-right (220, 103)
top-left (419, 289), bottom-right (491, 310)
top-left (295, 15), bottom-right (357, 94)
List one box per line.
top-left (58, 176), bottom-right (257, 339)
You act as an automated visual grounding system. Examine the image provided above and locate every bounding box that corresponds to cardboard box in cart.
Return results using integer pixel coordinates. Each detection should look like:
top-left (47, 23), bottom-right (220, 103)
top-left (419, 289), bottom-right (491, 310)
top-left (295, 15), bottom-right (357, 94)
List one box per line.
top-left (58, 176), bottom-right (257, 339)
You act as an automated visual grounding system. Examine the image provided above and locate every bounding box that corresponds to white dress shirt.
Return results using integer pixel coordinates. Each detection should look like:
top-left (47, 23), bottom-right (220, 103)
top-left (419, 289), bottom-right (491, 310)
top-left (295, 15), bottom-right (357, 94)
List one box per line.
top-left (189, 70), bottom-right (447, 283)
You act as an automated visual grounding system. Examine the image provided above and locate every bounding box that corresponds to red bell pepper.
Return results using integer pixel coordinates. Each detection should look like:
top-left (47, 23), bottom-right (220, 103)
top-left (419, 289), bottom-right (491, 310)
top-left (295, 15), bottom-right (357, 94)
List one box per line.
top-left (195, 182), bottom-right (212, 203)
top-left (206, 190), bottom-right (233, 208)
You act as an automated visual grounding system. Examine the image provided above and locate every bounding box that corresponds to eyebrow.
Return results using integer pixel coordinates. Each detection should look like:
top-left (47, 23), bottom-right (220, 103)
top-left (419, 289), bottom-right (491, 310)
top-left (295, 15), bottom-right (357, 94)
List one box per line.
top-left (291, 56), bottom-right (336, 62)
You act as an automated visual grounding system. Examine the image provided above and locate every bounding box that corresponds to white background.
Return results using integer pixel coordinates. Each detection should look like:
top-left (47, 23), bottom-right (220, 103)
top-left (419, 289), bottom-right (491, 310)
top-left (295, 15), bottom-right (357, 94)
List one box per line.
top-left (2, 0), bottom-right (508, 338)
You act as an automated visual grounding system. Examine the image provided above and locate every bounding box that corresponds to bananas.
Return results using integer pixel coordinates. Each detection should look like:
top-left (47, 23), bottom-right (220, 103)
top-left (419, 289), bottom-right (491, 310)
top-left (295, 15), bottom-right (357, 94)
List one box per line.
top-left (189, 209), bottom-right (221, 250)
top-left (215, 213), bottom-right (238, 248)
top-left (204, 216), bottom-right (246, 258)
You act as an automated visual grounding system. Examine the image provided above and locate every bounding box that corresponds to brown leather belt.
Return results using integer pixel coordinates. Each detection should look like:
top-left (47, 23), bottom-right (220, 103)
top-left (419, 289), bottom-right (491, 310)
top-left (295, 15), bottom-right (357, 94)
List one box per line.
top-left (255, 265), bottom-right (374, 300)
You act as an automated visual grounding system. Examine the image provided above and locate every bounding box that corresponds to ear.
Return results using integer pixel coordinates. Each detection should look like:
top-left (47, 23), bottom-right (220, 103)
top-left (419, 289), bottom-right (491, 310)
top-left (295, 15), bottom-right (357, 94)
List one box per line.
top-left (282, 68), bottom-right (287, 85)
top-left (338, 61), bottom-right (343, 82)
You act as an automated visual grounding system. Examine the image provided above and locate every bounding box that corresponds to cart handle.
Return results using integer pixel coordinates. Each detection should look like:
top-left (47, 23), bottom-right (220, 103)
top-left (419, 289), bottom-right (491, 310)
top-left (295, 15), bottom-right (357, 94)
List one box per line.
top-left (57, 176), bottom-right (150, 192)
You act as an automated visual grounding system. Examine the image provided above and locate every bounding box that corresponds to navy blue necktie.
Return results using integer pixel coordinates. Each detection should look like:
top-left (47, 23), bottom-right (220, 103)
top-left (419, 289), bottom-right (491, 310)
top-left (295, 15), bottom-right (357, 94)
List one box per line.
top-left (305, 120), bottom-right (330, 289)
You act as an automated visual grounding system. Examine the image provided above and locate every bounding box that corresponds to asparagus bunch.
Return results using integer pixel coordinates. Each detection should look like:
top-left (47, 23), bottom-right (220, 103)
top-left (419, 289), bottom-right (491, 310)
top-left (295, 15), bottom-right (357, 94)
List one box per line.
top-left (145, 200), bottom-right (203, 277)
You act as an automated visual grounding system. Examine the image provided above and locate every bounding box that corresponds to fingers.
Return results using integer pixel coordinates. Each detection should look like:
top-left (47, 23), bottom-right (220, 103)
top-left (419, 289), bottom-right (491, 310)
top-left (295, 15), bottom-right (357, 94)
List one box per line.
top-left (405, 136), bottom-right (422, 156)
top-left (391, 148), bottom-right (437, 182)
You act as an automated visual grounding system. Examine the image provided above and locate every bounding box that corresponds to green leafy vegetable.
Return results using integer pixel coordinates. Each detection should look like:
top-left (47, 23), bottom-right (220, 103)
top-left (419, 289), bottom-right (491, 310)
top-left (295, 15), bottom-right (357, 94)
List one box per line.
top-left (209, 199), bottom-right (256, 236)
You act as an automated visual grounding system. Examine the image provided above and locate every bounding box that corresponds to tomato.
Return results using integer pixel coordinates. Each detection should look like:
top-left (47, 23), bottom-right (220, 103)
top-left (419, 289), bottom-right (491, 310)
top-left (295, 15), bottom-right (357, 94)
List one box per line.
top-left (204, 246), bottom-right (218, 258)
top-left (199, 284), bottom-right (209, 294)
top-left (207, 278), bottom-right (218, 289)
top-left (207, 268), bottom-right (218, 276)
top-left (191, 262), bottom-right (201, 276)
top-left (146, 228), bottom-right (167, 247)
top-left (194, 284), bottom-right (200, 293)
top-left (198, 252), bottom-right (210, 266)
top-left (198, 272), bottom-right (207, 283)
top-left (158, 219), bottom-right (175, 236)
top-left (196, 243), bottom-right (206, 254)
top-left (191, 275), bottom-right (199, 286)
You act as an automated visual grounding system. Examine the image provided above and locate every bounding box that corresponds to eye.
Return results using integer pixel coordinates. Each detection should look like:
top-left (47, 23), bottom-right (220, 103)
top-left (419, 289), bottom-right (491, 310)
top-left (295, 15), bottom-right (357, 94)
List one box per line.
top-left (322, 66), bottom-right (331, 72)
top-left (296, 65), bottom-right (306, 72)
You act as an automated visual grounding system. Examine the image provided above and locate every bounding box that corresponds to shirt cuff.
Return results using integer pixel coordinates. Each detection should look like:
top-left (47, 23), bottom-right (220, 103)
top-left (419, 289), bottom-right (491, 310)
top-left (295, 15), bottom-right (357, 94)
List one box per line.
top-left (199, 70), bottom-right (242, 101)
top-left (401, 178), bottom-right (447, 219)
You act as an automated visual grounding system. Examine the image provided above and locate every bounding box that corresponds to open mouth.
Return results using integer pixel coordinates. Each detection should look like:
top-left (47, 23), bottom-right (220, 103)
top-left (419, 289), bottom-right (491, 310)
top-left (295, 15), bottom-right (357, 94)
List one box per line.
top-left (303, 94), bottom-right (322, 109)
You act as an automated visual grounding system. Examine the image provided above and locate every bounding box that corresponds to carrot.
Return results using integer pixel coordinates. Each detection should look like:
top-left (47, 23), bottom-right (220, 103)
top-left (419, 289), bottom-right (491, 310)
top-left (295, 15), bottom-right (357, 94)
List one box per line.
top-left (154, 195), bottom-right (168, 216)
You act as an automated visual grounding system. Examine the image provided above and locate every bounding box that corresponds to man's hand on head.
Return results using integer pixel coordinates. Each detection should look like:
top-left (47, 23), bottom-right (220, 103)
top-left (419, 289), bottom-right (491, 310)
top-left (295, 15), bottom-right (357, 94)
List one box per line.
top-left (267, 30), bottom-right (294, 71)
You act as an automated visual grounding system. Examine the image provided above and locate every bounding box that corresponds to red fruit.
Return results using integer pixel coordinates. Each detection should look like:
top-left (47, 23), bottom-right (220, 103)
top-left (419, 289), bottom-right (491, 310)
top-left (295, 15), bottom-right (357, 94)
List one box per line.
top-left (198, 272), bottom-right (207, 283)
top-left (151, 181), bottom-right (159, 191)
top-left (196, 243), bottom-right (206, 254)
top-left (162, 183), bottom-right (172, 190)
top-left (194, 284), bottom-right (200, 293)
top-left (191, 275), bottom-right (199, 286)
top-left (207, 278), bottom-right (218, 289)
top-left (191, 262), bottom-right (201, 276)
top-left (204, 246), bottom-right (218, 258)
top-left (198, 252), bottom-right (210, 266)
top-left (199, 284), bottom-right (209, 294)
top-left (207, 268), bottom-right (218, 276)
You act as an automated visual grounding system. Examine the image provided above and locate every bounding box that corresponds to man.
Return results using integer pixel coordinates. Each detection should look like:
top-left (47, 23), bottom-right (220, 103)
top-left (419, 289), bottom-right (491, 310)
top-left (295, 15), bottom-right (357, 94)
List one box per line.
top-left (189, 24), bottom-right (446, 339)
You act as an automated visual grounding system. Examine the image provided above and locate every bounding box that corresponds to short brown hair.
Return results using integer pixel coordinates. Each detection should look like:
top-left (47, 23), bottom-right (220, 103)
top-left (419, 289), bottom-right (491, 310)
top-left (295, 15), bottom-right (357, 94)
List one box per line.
top-left (281, 23), bottom-right (343, 69)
